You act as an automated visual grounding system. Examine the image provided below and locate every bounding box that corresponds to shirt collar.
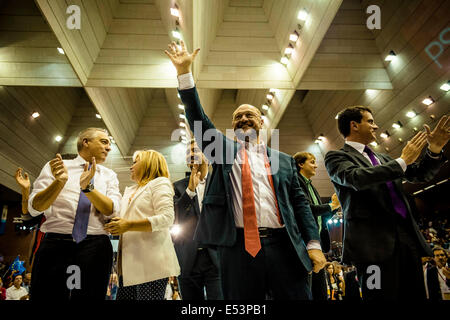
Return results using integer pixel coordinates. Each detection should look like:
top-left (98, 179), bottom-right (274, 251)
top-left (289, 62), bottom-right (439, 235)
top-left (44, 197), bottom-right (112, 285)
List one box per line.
top-left (345, 140), bottom-right (366, 154)
top-left (300, 172), bottom-right (312, 184)
top-left (74, 154), bottom-right (101, 172)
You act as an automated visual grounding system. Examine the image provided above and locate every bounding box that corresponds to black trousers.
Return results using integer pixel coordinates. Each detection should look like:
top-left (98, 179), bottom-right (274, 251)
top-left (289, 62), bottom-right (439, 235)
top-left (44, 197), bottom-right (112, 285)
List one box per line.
top-left (355, 217), bottom-right (426, 301)
top-left (30, 234), bottom-right (113, 300)
top-left (218, 228), bottom-right (312, 300)
top-left (311, 268), bottom-right (328, 300)
top-left (178, 249), bottom-right (223, 300)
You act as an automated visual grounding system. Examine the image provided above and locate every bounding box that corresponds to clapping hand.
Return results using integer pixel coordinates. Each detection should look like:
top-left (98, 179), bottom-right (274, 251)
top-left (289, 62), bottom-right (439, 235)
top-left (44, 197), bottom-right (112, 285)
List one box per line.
top-left (330, 193), bottom-right (340, 211)
top-left (49, 153), bottom-right (68, 183)
top-left (15, 168), bottom-right (30, 191)
top-left (424, 115), bottom-right (450, 154)
top-left (164, 40), bottom-right (200, 75)
top-left (80, 157), bottom-right (96, 190)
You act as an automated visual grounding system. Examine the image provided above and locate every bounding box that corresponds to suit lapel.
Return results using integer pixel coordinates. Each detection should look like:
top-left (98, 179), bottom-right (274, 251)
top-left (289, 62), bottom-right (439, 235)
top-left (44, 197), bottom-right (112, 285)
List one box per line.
top-left (124, 184), bottom-right (147, 217)
top-left (343, 144), bottom-right (372, 167)
top-left (266, 147), bottom-right (279, 193)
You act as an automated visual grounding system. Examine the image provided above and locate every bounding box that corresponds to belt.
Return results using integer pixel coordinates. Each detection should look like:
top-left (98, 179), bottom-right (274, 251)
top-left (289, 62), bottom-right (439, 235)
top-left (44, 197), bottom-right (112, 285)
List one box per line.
top-left (44, 233), bottom-right (107, 241)
top-left (236, 227), bottom-right (286, 238)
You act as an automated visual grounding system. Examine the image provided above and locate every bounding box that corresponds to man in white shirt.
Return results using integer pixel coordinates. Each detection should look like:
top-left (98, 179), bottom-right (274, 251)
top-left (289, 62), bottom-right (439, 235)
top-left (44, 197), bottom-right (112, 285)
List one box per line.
top-left (6, 274), bottom-right (28, 300)
top-left (165, 41), bottom-right (326, 300)
top-left (173, 140), bottom-right (223, 300)
top-left (28, 128), bottom-right (122, 300)
top-left (325, 106), bottom-right (449, 300)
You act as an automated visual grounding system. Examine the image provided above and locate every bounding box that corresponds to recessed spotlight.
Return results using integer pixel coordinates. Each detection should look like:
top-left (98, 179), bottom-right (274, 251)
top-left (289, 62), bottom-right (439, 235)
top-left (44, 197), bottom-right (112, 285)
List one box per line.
top-left (32, 112), bottom-right (40, 119)
top-left (180, 129), bottom-right (186, 136)
top-left (179, 114), bottom-right (185, 119)
top-left (392, 121), bottom-right (402, 129)
top-left (284, 44), bottom-right (294, 55)
top-left (385, 147), bottom-right (390, 152)
top-left (385, 50), bottom-right (396, 62)
top-left (177, 93), bottom-right (181, 98)
top-left (398, 138), bottom-right (403, 142)
top-left (170, 6), bottom-right (180, 18)
top-left (422, 96), bottom-right (434, 106)
top-left (262, 104), bottom-right (269, 111)
top-left (406, 111), bottom-right (416, 118)
top-left (57, 47), bottom-right (65, 55)
top-left (335, 114), bottom-right (339, 120)
top-left (280, 56), bottom-right (289, 65)
top-left (380, 131), bottom-right (390, 139)
top-left (370, 141), bottom-right (378, 147)
top-left (297, 9), bottom-right (308, 21)
top-left (172, 29), bottom-right (182, 40)
top-left (55, 135), bottom-right (62, 142)
top-left (179, 122), bottom-right (186, 128)
top-left (440, 81), bottom-right (450, 92)
top-left (289, 30), bottom-right (299, 42)
top-left (266, 93), bottom-right (274, 100)
top-left (95, 113), bottom-right (102, 119)
top-left (178, 104), bottom-right (185, 110)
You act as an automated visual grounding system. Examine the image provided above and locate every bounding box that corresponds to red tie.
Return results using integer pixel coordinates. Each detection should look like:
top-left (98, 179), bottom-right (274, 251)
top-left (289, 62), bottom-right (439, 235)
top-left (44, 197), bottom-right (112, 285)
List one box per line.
top-left (240, 143), bottom-right (283, 258)
top-left (241, 145), bottom-right (261, 257)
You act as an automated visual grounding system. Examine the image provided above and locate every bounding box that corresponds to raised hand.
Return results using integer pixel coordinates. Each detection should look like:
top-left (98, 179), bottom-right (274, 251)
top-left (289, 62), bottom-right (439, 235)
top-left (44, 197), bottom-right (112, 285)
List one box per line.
top-left (424, 115), bottom-right (450, 154)
top-left (188, 164), bottom-right (201, 192)
top-left (80, 157), bottom-right (96, 189)
top-left (164, 40), bottom-right (200, 75)
top-left (49, 153), bottom-right (68, 183)
top-left (400, 131), bottom-right (428, 165)
top-left (15, 168), bottom-right (30, 191)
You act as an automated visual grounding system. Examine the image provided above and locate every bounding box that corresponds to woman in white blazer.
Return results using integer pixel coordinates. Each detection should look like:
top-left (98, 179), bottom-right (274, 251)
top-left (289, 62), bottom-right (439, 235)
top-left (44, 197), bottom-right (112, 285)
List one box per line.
top-left (104, 149), bottom-right (180, 300)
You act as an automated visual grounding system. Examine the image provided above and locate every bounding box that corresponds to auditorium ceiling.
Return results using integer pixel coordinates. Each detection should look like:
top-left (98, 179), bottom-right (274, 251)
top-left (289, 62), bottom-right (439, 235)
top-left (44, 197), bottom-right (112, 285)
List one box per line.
top-left (0, 0), bottom-right (449, 195)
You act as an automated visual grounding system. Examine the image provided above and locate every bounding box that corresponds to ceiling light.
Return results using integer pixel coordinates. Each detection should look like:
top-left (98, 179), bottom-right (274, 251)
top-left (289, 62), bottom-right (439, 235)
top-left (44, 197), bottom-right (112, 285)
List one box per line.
top-left (422, 96), bottom-right (434, 106)
top-left (318, 133), bottom-right (324, 140)
top-left (95, 113), bottom-right (102, 119)
top-left (179, 122), bottom-right (186, 127)
top-left (297, 9), bottom-right (308, 21)
top-left (57, 47), bottom-right (65, 55)
top-left (333, 219), bottom-right (338, 224)
top-left (314, 139), bottom-right (321, 144)
top-left (178, 104), bottom-right (185, 110)
top-left (280, 56), bottom-right (289, 65)
top-left (440, 81), bottom-right (450, 92)
top-left (335, 114), bottom-right (339, 120)
top-left (172, 29), bottom-right (182, 40)
top-left (370, 141), bottom-right (378, 147)
top-left (380, 131), bottom-right (390, 139)
top-left (289, 30), bottom-right (299, 42)
top-left (266, 93), bottom-right (274, 100)
top-left (31, 112), bottom-right (40, 119)
top-left (262, 104), bottom-right (269, 111)
top-left (398, 138), bottom-right (403, 142)
top-left (179, 114), bottom-right (185, 119)
top-left (170, 6), bottom-right (180, 18)
top-left (180, 129), bottom-right (186, 136)
top-left (284, 44), bottom-right (294, 55)
top-left (406, 111), bottom-right (416, 118)
top-left (177, 93), bottom-right (181, 98)
top-left (385, 50), bottom-right (396, 62)
top-left (55, 135), bottom-right (62, 142)
top-left (392, 121), bottom-right (402, 129)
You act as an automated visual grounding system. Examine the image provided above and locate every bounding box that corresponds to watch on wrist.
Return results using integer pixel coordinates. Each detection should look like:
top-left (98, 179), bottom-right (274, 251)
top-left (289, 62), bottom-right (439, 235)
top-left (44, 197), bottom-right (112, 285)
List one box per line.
top-left (427, 149), bottom-right (442, 157)
top-left (82, 182), bottom-right (94, 193)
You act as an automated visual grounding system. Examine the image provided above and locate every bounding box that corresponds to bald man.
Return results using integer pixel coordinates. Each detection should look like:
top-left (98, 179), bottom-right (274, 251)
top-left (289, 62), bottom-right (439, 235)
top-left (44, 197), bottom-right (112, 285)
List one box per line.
top-left (165, 41), bottom-right (326, 300)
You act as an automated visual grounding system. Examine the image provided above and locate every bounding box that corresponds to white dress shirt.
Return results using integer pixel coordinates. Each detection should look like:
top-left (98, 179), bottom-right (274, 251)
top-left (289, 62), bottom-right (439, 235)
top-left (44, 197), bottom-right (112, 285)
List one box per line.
top-left (179, 73), bottom-right (320, 250)
top-left (28, 155), bottom-right (122, 235)
top-left (345, 140), bottom-right (407, 172)
top-left (185, 173), bottom-right (208, 212)
top-left (6, 286), bottom-right (28, 300)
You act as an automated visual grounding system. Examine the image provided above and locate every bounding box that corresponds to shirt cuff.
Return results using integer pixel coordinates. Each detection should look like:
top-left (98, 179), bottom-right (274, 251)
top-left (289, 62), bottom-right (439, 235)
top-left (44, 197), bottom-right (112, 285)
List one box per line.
top-left (178, 73), bottom-right (195, 90)
top-left (185, 187), bottom-right (196, 199)
top-left (306, 240), bottom-right (322, 251)
top-left (395, 157), bottom-right (407, 172)
top-left (426, 148), bottom-right (443, 159)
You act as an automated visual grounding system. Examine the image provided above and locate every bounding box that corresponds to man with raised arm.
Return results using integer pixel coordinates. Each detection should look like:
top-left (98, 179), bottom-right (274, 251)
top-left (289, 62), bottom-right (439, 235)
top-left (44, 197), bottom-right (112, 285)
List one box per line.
top-left (165, 41), bottom-right (326, 300)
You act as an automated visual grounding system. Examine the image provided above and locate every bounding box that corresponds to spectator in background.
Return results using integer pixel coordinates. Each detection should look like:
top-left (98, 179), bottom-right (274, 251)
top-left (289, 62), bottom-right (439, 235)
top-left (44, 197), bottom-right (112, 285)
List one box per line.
top-left (22, 272), bottom-right (31, 293)
top-left (425, 247), bottom-right (450, 300)
top-left (343, 265), bottom-right (361, 301)
top-left (0, 276), bottom-right (6, 300)
top-left (325, 263), bottom-right (338, 300)
top-left (6, 274), bottom-right (28, 300)
top-left (332, 261), bottom-right (345, 300)
top-left (106, 273), bottom-right (118, 300)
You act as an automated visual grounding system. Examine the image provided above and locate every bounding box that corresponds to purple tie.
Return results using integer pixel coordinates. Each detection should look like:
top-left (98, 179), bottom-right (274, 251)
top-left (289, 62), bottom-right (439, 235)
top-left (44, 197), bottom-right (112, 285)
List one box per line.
top-left (72, 164), bottom-right (94, 243)
top-left (364, 146), bottom-right (407, 219)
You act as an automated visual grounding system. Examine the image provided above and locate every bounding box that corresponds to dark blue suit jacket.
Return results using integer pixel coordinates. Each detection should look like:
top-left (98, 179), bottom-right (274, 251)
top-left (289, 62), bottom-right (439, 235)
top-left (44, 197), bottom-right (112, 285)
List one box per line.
top-left (173, 175), bottom-right (220, 277)
top-left (179, 87), bottom-right (320, 272)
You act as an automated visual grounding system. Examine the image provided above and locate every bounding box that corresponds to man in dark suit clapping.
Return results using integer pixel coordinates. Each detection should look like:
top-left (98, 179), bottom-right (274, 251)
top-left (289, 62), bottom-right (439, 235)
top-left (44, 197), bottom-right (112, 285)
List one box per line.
top-left (173, 140), bottom-right (223, 300)
top-left (325, 106), bottom-right (449, 300)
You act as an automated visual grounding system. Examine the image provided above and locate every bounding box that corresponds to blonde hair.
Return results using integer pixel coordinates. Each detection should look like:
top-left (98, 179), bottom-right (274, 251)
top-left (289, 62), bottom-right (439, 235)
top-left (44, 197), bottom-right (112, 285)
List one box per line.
top-left (132, 149), bottom-right (170, 186)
